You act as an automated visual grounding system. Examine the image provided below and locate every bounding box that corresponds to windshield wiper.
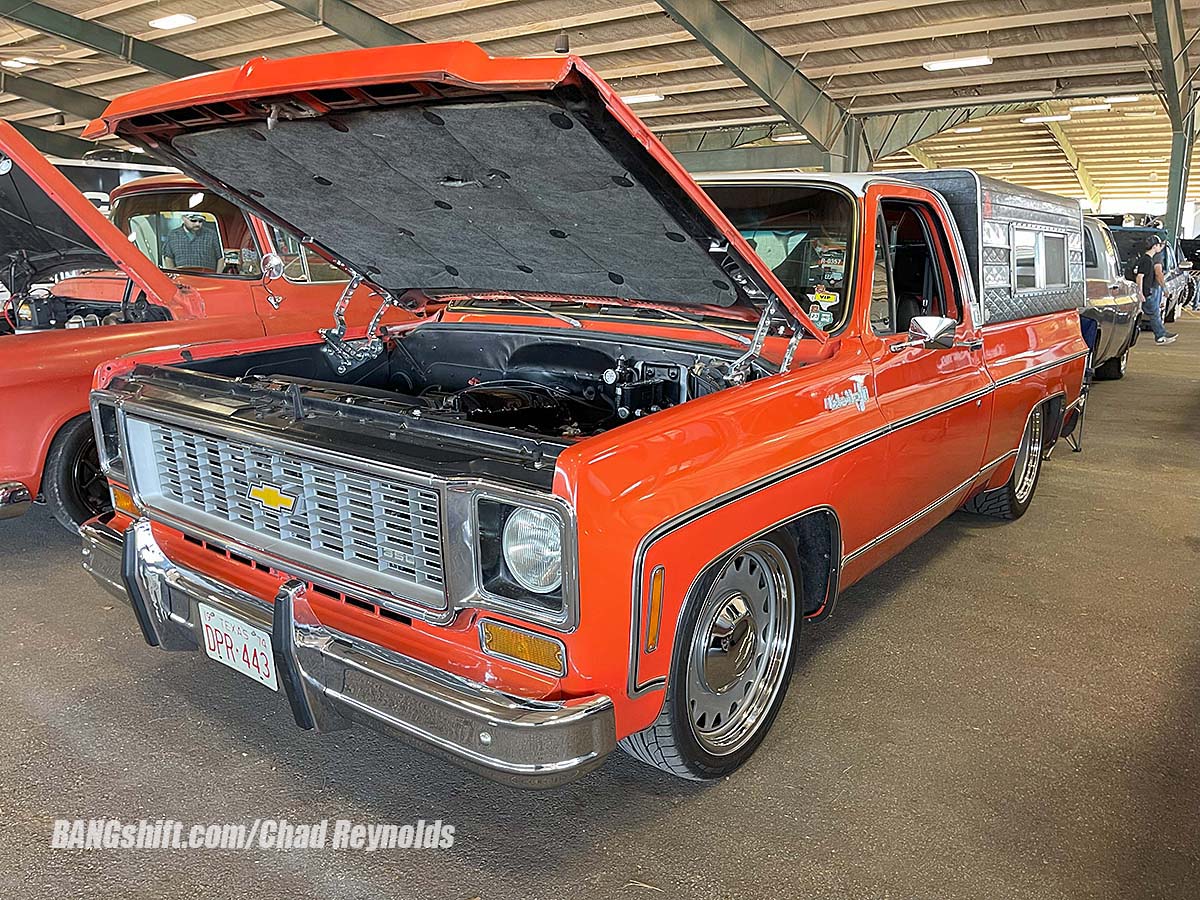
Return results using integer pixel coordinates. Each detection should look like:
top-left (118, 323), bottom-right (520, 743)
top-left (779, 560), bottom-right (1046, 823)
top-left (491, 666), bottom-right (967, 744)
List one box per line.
top-left (490, 294), bottom-right (583, 328)
top-left (639, 304), bottom-right (753, 346)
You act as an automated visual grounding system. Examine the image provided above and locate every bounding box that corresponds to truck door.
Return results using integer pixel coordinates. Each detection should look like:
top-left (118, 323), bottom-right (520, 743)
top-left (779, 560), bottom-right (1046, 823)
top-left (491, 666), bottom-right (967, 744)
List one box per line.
top-left (860, 186), bottom-right (992, 542)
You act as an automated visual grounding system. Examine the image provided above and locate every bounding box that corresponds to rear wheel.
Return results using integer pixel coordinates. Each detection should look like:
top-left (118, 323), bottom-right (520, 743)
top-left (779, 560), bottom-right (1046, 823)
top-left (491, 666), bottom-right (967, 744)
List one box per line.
top-left (619, 537), bottom-right (800, 780)
top-left (43, 416), bottom-right (110, 532)
top-left (1094, 345), bottom-right (1129, 380)
top-left (963, 405), bottom-right (1045, 520)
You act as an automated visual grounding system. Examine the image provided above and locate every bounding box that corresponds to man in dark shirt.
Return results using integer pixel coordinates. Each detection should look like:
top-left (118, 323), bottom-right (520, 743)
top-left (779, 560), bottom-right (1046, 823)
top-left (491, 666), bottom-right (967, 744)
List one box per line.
top-left (1134, 235), bottom-right (1178, 345)
top-left (161, 213), bottom-right (222, 272)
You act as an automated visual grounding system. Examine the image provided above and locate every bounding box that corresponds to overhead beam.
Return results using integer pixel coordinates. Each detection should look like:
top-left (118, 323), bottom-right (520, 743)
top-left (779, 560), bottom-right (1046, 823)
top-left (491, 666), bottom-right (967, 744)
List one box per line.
top-left (674, 143), bottom-right (826, 173)
top-left (1151, 0), bottom-right (1192, 125)
top-left (1149, 1), bottom-right (1195, 234)
top-left (0, 0), bottom-right (212, 78)
top-left (653, 0), bottom-right (849, 154)
top-left (862, 104), bottom-right (1026, 160)
top-left (1034, 103), bottom-right (1102, 210)
top-left (0, 73), bottom-right (108, 120)
top-left (9, 121), bottom-right (94, 158)
top-left (272, 0), bottom-right (420, 47)
top-left (906, 146), bottom-right (939, 170)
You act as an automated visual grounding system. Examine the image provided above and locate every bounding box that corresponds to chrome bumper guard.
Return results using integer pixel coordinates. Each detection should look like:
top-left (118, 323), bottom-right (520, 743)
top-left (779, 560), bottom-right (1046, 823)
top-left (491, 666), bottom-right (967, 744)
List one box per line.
top-left (81, 518), bottom-right (615, 787)
top-left (0, 481), bottom-right (32, 520)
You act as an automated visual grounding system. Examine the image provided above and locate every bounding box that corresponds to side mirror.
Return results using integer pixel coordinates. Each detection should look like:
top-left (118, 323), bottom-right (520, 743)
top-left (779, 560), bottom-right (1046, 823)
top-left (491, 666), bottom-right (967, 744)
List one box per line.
top-left (261, 252), bottom-right (285, 282)
top-left (890, 315), bottom-right (958, 352)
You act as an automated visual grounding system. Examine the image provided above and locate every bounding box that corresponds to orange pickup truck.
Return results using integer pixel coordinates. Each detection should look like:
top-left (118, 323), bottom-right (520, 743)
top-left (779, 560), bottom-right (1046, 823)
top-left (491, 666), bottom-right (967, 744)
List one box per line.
top-left (80, 43), bottom-right (1087, 785)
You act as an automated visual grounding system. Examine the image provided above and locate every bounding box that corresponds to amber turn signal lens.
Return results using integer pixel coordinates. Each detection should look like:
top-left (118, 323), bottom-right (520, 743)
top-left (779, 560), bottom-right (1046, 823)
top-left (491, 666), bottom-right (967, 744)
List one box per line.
top-left (110, 485), bottom-right (139, 518)
top-left (479, 620), bottom-right (566, 676)
top-left (646, 565), bottom-right (665, 652)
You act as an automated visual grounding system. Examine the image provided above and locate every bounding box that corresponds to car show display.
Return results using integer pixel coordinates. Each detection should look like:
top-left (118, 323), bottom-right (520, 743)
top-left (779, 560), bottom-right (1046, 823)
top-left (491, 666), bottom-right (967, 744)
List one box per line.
top-left (73, 43), bottom-right (1087, 785)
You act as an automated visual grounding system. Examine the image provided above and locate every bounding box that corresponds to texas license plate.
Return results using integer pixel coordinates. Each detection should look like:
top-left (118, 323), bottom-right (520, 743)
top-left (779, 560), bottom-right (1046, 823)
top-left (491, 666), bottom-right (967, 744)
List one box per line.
top-left (198, 603), bottom-right (278, 692)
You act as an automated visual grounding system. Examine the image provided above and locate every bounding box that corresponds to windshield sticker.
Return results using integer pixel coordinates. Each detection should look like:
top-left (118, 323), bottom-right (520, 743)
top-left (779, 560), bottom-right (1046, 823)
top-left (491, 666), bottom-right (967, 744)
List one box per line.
top-left (808, 304), bottom-right (835, 328)
top-left (813, 290), bottom-right (839, 307)
top-left (823, 375), bottom-right (870, 412)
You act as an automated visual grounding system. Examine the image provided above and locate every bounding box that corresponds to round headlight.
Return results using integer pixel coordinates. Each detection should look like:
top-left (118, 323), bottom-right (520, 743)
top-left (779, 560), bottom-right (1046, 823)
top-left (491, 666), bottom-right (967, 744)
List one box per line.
top-left (501, 507), bottom-right (563, 594)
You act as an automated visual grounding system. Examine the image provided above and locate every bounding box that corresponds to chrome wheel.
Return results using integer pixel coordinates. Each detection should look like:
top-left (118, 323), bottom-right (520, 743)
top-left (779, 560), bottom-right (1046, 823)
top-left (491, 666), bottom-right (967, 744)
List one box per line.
top-left (1013, 407), bottom-right (1044, 505)
top-left (1118, 349), bottom-right (1128, 376)
top-left (685, 541), bottom-right (795, 757)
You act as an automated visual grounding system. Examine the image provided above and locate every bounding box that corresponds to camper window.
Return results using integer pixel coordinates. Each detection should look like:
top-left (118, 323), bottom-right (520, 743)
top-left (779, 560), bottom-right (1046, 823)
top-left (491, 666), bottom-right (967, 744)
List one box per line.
top-left (1014, 227), bottom-right (1069, 291)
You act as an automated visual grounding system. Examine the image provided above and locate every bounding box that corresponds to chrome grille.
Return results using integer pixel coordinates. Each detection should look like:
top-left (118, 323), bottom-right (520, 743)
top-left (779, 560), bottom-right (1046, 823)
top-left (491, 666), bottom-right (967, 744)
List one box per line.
top-left (129, 417), bottom-right (445, 607)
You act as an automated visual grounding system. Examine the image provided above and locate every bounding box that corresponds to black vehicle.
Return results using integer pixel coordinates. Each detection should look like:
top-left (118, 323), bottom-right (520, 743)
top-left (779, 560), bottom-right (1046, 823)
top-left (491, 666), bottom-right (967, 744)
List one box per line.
top-left (1109, 225), bottom-right (1192, 324)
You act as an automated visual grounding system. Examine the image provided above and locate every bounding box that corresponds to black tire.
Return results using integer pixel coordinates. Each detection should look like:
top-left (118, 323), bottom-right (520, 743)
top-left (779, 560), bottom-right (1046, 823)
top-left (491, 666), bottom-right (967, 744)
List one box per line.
top-left (619, 533), bottom-right (801, 780)
top-left (963, 404), bottom-right (1045, 521)
top-left (43, 415), bottom-right (110, 532)
top-left (1094, 345), bottom-right (1128, 381)
top-left (1165, 299), bottom-right (1178, 323)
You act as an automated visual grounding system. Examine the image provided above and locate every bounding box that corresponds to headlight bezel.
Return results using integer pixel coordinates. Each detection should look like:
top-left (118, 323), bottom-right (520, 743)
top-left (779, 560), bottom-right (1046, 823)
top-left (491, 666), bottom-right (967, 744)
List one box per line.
top-left (461, 488), bottom-right (578, 632)
top-left (89, 390), bottom-right (126, 481)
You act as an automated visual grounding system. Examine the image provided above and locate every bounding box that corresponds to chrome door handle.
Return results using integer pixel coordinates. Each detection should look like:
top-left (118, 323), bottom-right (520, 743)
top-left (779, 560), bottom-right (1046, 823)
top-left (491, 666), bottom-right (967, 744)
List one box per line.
top-left (956, 339), bottom-right (984, 351)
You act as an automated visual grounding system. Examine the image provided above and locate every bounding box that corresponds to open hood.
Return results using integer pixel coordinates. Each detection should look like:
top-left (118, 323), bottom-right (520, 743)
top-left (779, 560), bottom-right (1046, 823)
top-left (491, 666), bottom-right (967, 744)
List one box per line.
top-left (0, 121), bottom-right (182, 306)
top-left (84, 42), bottom-right (826, 342)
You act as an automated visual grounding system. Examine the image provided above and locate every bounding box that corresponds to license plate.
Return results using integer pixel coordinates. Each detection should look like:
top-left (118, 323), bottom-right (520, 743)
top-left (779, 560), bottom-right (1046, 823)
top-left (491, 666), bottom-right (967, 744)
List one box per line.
top-left (198, 603), bottom-right (279, 692)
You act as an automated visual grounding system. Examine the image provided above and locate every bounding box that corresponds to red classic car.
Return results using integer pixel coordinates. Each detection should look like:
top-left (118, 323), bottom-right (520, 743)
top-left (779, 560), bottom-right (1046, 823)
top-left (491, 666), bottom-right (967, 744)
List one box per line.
top-left (0, 124), bottom-right (396, 530)
top-left (79, 44), bottom-right (1088, 785)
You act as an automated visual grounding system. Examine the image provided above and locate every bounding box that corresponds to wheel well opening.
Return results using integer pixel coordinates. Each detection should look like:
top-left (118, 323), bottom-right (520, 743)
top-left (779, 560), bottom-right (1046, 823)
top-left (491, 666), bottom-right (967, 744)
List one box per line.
top-left (777, 509), bottom-right (839, 618)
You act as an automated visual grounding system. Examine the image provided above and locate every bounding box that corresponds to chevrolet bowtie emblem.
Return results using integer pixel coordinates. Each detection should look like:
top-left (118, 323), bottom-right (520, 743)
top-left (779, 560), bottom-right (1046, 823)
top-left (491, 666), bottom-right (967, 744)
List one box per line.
top-left (247, 483), bottom-right (297, 513)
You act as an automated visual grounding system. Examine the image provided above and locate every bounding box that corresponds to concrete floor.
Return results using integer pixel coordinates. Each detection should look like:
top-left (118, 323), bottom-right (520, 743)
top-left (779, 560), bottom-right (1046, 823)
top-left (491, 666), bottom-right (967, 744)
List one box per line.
top-left (2, 320), bottom-right (1197, 900)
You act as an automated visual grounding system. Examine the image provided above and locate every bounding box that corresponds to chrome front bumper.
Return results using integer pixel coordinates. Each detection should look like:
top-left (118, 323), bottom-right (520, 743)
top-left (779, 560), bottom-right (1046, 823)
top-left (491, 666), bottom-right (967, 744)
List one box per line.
top-left (0, 481), bottom-right (32, 520)
top-left (80, 518), bottom-right (615, 787)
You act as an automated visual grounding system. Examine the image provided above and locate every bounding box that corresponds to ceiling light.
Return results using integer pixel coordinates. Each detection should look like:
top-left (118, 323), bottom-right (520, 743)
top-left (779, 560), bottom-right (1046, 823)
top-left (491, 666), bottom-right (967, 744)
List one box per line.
top-left (1138, 157), bottom-right (1166, 163)
top-left (1069, 103), bottom-right (1111, 112)
top-left (770, 132), bottom-right (809, 143)
top-left (1124, 110), bottom-right (1157, 118)
top-left (553, 30), bottom-right (570, 54)
top-left (953, 126), bottom-right (983, 134)
top-left (621, 92), bottom-right (664, 105)
top-left (922, 54), bottom-right (993, 71)
top-left (986, 163), bottom-right (1015, 171)
top-left (1021, 114), bottom-right (1071, 124)
top-left (0, 59), bottom-right (26, 69)
top-left (14, 56), bottom-right (38, 66)
top-left (1103, 95), bottom-right (1140, 104)
top-left (148, 13), bottom-right (197, 30)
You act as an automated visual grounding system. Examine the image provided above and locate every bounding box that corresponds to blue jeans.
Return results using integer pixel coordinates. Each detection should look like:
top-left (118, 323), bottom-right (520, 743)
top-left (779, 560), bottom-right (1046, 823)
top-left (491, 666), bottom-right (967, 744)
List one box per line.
top-left (1143, 287), bottom-right (1167, 339)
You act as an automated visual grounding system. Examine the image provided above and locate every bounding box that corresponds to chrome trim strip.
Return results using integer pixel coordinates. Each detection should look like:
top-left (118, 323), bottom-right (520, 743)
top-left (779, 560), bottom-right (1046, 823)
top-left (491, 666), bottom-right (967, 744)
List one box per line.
top-left (626, 351), bottom-right (1087, 697)
top-left (842, 450), bottom-right (1015, 565)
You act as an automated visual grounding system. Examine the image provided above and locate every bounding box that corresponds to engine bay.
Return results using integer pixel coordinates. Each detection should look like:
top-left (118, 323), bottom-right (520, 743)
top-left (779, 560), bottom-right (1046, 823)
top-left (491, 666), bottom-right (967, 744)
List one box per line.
top-left (0, 288), bottom-right (169, 335)
top-left (185, 322), bottom-right (762, 441)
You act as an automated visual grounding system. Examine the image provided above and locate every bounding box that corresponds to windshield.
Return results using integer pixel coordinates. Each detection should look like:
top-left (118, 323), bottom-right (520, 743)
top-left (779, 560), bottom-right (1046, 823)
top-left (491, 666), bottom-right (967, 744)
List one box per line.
top-left (111, 189), bottom-right (262, 277)
top-left (705, 183), bottom-right (855, 331)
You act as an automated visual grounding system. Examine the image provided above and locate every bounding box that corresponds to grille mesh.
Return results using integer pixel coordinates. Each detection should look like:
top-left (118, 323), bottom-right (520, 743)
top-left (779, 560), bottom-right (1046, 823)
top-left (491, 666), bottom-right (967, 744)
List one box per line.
top-left (144, 420), bottom-right (444, 595)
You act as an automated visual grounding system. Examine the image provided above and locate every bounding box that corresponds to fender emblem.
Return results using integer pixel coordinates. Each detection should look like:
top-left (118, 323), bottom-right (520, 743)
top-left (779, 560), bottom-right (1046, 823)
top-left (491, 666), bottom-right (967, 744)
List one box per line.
top-left (823, 375), bottom-right (870, 412)
top-left (247, 483), bottom-right (298, 513)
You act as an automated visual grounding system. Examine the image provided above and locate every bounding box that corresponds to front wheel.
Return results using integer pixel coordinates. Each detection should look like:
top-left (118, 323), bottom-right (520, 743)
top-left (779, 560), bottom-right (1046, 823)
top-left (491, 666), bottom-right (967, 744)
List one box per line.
top-left (619, 536), bottom-right (800, 780)
top-left (963, 404), bottom-right (1045, 520)
top-left (43, 415), bottom-right (111, 532)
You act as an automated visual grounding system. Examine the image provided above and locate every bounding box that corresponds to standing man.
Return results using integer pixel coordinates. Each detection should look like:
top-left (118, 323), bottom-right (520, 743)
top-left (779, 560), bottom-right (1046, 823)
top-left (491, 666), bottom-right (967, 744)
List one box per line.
top-left (161, 212), bottom-right (222, 272)
top-left (1134, 235), bottom-right (1178, 345)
